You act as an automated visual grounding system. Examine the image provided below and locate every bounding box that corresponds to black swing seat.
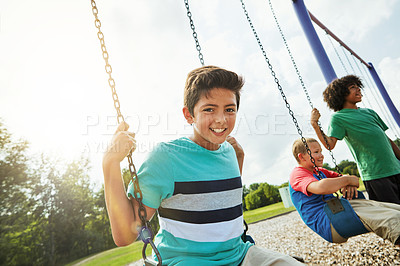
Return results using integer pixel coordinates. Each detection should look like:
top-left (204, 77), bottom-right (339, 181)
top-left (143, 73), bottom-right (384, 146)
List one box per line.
top-left (324, 191), bottom-right (369, 240)
top-left (241, 232), bottom-right (256, 244)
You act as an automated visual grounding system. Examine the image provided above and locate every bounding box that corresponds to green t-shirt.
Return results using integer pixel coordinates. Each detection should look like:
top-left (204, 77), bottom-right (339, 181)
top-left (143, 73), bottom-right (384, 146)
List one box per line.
top-left (127, 137), bottom-right (252, 265)
top-left (328, 108), bottom-right (400, 181)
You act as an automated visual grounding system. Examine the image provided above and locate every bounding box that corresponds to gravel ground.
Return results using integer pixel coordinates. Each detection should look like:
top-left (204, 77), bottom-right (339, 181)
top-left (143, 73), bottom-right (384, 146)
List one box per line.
top-left (130, 211), bottom-right (400, 265)
top-left (248, 211), bottom-right (400, 265)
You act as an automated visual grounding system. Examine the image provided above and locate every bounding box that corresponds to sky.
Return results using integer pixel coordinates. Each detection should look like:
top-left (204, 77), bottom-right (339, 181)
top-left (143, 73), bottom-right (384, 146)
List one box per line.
top-left (1, 0), bottom-right (399, 189)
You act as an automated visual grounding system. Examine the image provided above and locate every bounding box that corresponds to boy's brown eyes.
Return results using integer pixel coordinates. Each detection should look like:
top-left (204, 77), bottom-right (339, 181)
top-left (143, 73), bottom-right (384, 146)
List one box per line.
top-left (202, 108), bottom-right (236, 112)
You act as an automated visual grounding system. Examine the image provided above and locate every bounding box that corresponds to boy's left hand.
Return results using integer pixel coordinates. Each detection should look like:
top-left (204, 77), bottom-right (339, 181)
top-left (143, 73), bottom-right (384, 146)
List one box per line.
top-left (226, 136), bottom-right (244, 160)
top-left (341, 186), bottom-right (358, 200)
top-left (227, 136), bottom-right (244, 174)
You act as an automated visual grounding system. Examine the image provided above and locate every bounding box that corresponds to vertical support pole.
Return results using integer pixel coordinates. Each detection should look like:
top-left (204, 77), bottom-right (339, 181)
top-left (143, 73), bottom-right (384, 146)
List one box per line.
top-left (292, 0), bottom-right (337, 84)
top-left (368, 62), bottom-right (400, 128)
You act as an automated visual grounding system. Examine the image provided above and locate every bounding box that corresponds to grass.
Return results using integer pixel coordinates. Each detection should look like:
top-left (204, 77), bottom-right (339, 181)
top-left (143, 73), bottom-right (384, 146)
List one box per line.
top-left (68, 202), bottom-right (294, 266)
top-left (243, 202), bottom-right (295, 224)
top-left (66, 241), bottom-right (151, 266)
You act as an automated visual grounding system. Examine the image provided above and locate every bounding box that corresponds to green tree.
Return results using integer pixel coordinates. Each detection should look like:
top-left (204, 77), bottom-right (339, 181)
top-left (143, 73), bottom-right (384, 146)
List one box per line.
top-left (249, 183), bottom-right (260, 191)
top-left (242, 185), bottom-right (250, 211)
top-left (322, 162), bottom-right (334, 171)
top-left (244, 182), bottom-right (281, 210)
top-left (337, 160), bottom-right (359, 177)
top-left (323, 160), bottom-right (359, 176)
top-left (278, 181), bottom-right (289, 188)
top-left (0, 119), bottom-right (117, 265)
top-left (0, 120), bottom-right (36, 265)
top-left (245, 191), bottom-right (262, 210)
top-left (90, 186), bottom-right (115, 251)
top-left (259, 183), bottom-right (281, 205)
top-left (28, 156), bottom-right (100, 265)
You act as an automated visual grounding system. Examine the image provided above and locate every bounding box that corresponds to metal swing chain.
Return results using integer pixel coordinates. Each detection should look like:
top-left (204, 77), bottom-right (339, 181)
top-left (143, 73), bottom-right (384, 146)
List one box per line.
top-left (326, 33), bottom-right (349, 74)
top-left (239, 0), bottom-right (321, 175)
top-left (90, 1), bottom-right (162, 264)
top-left (267, 0), bottom-right (341, 174)
top-left (184, 0), bottom-right (205, 66)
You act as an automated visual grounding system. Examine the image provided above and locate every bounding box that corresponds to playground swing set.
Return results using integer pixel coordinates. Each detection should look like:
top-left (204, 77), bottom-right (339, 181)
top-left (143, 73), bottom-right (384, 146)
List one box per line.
top-left (90, 0), bottom-right (399, 264)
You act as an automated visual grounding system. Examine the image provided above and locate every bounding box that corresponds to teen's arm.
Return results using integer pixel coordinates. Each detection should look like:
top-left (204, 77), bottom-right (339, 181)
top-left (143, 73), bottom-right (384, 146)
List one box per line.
top-left (310, 108), bottom-right (338, 150)
top-left (103, 122), bottom-right (156, 246)
top-left (388, 137), bottom-right (400, 160)
top-left (226, 136), bottom-right (244, 175)
top-left (307, 175), bottom-right (359, 198)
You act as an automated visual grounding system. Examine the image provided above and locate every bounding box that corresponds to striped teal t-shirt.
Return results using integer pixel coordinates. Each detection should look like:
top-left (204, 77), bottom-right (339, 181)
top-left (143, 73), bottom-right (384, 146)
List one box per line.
top-left (128, 137), bottom-right (252, 265)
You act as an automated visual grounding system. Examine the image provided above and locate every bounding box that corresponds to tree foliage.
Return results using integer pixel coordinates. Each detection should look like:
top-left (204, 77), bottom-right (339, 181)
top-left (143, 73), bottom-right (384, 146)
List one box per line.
top-left (244, 182), bottom-right (281, 210)
top-left (0, 120), bottom-right (115, 265)
top-left (324, 159), bottom-right (360, 176)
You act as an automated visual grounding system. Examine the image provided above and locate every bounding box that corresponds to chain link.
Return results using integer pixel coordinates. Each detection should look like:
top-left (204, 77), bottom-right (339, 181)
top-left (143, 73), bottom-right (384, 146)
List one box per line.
top-left (267, 0), bottom-right (341, 174)
top-left (90, 1), bottom-right (161, 264)
top-left (326, 33), bottom-right (348, 74)
top-left (184, 0), bottom-right (205, 66)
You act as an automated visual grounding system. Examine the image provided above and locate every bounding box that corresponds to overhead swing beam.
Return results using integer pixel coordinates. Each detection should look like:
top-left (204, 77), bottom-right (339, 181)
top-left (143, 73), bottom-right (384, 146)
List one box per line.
top-left (292, 0), bottom-right (400, 129)
top-left (307, 12), bottom-right (369, 68)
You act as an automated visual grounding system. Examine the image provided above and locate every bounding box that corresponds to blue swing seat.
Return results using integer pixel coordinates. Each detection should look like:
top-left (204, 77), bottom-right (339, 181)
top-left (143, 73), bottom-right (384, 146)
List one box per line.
top-left (323, 191), bottom-right (369, 239)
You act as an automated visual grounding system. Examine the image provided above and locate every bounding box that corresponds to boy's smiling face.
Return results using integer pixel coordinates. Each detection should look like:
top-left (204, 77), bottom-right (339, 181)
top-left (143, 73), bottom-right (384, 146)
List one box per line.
top-left (183, 87), bottom-right (237, 150)
top-left (299, 141), bottom-right (325, 171)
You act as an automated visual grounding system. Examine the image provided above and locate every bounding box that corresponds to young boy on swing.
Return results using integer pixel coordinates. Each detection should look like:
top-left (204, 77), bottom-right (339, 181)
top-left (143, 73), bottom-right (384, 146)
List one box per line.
top-left (103, 66), bottom-right (302, 265)
top-left (310, 75), bottom-right (400, 204)
top-left (289, 137), bottom-right (400, 244)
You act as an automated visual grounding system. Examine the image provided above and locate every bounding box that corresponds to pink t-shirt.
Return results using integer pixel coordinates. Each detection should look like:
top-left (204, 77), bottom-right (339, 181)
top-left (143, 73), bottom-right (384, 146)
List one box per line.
top-left (289, 167), bottom-right (340, 196)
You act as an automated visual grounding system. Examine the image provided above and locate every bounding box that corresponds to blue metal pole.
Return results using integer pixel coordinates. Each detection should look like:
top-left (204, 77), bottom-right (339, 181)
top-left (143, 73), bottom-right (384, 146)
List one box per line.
top-left (368, 62), bottom-right (400, 128)
top-left (292, 0), bottom-right (337, 84)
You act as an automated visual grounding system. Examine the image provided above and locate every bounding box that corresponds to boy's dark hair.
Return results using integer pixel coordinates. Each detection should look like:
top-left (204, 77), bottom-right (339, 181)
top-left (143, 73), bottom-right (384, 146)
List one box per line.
top-left (184, 65), bottom-right (244, 116)
top-left (292, 138), bottom-right (319, 163)
top-left (323, 75), bottom-right (363, 111)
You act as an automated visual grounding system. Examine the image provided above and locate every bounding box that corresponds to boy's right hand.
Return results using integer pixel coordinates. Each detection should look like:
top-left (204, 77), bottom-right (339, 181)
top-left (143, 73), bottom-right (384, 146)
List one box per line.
top-left (310, 108), bottom-right (321, 126)
top-left (340, 175), bottom-right (359, 199)
top-left (345, 175), bottom-right (360, 187)
top-left (104, 122), bottom-right (136, 163)
top-left (341, 185), bottom-right (358, 200)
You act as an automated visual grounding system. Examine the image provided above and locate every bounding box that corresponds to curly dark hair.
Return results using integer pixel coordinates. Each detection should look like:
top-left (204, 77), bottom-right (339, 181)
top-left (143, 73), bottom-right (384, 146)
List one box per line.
top-left (323, 75), bottom-right (363, 111)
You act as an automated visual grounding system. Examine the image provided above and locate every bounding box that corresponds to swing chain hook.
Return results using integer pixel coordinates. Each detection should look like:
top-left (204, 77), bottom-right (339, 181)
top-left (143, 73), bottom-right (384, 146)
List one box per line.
top-left (184, 0), bottom-right (205, 66)
top-left (90, 1), bottom-right (161, 265)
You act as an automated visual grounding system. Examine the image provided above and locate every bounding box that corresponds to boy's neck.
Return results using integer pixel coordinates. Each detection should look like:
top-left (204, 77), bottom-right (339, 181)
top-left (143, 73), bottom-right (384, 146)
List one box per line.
top-left (298, 163), bottom-right (314, 173)
top-left (188, 136), bottom-right (221, 151)
top-left (342, 102), bottom-right (358, 110)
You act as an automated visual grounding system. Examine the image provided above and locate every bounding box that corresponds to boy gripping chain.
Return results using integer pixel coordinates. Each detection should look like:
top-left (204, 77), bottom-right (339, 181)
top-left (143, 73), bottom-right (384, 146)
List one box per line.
top-left (289, 138), bottom-right (400, 244)
top-left (311, 75), bottom-right (400, 204)
top-left (103, 66), bottom-right (302, 265)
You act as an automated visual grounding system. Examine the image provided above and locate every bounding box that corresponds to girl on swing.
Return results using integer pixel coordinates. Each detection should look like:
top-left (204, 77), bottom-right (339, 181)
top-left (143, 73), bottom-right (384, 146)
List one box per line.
top-left (311, 75), bottom-right (400, 204)
top-left (289, 137), bottom-right (400, 244)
